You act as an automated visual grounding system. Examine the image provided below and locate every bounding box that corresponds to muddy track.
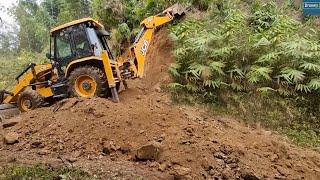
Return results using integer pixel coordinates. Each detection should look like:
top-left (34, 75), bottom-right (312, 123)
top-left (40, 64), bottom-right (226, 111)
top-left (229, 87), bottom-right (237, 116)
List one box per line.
top-left (1, 30), bottom-right (320, 179)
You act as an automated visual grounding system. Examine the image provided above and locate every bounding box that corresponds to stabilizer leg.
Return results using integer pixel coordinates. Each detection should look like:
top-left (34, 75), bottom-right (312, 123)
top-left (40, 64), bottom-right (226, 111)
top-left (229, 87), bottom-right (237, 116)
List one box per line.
top-left (123, 80), bottom-right (128, 90)
top-left (111, 87), bottom-right (120, 103)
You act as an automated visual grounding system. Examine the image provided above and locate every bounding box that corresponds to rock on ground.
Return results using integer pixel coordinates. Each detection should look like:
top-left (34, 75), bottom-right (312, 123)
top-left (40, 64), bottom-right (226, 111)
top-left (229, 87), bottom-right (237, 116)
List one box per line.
top-left (3, 132), bottom-right (19, 145)
top-left (135, 143), bottom-right (161, 161)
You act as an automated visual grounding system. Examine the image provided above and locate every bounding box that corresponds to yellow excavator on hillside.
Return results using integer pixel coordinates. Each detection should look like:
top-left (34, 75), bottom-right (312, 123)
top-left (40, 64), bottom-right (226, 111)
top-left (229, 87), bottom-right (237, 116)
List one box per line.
top-left (0, 4), bottom-right (188, 114)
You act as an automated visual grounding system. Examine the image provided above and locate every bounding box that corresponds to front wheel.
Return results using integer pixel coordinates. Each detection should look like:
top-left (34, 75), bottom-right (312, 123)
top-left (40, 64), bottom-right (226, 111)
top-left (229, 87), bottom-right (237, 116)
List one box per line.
top-left (68, 66), bottom-right (107, 98)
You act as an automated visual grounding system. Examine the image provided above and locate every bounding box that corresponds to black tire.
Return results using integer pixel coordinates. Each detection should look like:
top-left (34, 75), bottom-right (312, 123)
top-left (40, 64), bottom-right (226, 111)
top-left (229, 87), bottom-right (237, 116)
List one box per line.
top-left (68, 66), bottom-right (107, 97)
top-left (18, 89), bottom-right (44, 112)
top-left (44, 96), bottom-right (56, 106)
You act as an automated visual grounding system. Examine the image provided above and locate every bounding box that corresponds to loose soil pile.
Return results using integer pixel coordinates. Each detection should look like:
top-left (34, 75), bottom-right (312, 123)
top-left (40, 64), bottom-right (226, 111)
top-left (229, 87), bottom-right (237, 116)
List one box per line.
top-left (1, 30), bottom-right (320, 179)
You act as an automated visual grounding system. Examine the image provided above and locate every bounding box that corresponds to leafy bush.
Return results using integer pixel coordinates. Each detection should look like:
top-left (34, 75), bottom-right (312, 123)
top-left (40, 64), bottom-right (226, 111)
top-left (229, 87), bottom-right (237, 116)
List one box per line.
top-left (170, 1), bottom-right (320, 99)
top-left (0, 51), bottom-right (47, 89)
top-left (169, 0), bottom-right (320, 146)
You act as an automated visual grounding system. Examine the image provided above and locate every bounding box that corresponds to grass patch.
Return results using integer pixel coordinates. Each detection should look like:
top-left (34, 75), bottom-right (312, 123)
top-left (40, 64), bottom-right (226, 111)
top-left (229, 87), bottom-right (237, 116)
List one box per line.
top-left (0, 164), bottom-right (94, 180)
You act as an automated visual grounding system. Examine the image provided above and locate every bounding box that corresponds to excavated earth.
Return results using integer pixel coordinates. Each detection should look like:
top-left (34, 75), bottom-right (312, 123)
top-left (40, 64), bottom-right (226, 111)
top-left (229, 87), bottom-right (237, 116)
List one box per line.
top-left (1, 30), bottom-right (320, 179)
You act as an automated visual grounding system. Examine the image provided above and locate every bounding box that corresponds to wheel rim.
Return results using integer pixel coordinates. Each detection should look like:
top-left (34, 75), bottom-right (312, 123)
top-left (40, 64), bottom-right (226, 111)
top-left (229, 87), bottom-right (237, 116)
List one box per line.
top-left (20, 97), bottom-right (33, 112)
top-left (74, 75), bottom-right (97, 97)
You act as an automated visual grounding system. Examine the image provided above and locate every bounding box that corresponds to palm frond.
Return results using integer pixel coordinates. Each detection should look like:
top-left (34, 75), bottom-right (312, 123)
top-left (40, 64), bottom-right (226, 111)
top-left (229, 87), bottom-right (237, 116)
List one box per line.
top-left (295, 84), bottom-right (311, 93)
top-left (256, 52), bottom-right (280, 64)
top-left (168, 83), bottom-right (184, 89)
top-left (280, 68), bottom-right (306, 83)
top-left (308, 78), bottom-right (320, 90)
top-left (299, 62), bottom-right (320, 72)
top-left (247, 66), bottom-right (272, 83)
top-left (228, 67), bottom-right (245, 80)
top-left (209, 61), bottom-right (226, 75)
top-left (230, 82), bottom-right (245, 91)
top-left (203, 79), bottom-right (222, 89)
top-left (185, 63), bottom-right (204, 80)
top-left (168, 63), bottom-right (181, 77)
top-left (253, 37), bottom-right (271, 47)
top-left (210, 47), bottom-right (234, 58)
top-left (186, 83), bottom-right (201, 93)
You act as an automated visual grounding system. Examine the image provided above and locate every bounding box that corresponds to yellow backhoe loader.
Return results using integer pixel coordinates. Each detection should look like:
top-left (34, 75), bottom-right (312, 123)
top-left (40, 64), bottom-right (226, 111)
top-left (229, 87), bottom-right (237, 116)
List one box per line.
top-left (0, 4), bottom-right (188, 116)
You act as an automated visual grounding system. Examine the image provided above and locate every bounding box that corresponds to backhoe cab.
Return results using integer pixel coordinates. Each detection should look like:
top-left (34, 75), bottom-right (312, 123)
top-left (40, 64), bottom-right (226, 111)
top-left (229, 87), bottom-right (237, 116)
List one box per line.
top-left (48, 18), bottom-right (121, 101)
top-left (0, 3), bottom-right (188, 113)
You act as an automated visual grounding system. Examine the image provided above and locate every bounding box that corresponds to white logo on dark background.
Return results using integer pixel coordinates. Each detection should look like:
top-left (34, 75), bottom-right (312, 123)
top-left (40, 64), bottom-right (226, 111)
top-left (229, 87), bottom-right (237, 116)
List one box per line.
top-left (141, 40), bottom-right (149, 56)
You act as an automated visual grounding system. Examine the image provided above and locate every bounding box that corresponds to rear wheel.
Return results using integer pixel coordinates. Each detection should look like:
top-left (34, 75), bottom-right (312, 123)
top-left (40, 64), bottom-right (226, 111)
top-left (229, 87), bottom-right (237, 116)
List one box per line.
top-left (18, 90), bottom-right (44, 112)
top-left (68, 66), bottom-right (107, 98)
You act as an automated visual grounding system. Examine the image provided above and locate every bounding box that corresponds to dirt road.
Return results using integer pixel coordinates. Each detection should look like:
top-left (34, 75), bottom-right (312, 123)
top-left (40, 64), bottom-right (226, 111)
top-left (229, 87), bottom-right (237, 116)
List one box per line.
top-left (1, 30), bottom-right (319, 179)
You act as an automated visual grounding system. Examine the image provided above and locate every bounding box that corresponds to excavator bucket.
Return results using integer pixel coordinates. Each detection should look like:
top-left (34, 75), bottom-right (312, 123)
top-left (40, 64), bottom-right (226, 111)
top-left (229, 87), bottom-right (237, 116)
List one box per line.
top-left (162, 3), bottom-right (190, 17)
top-left (0, 90), bottom-right (14, 104)
top-left (0, 90), bottom-right (19, 121)
top-left (0, 104), bottom-right (19, 121)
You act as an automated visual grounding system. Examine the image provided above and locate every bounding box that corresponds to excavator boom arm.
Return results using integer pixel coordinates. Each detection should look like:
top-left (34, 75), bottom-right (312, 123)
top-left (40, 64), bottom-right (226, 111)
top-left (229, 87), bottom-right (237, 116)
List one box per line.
top-left (119, 4), bottom-right (187, 78)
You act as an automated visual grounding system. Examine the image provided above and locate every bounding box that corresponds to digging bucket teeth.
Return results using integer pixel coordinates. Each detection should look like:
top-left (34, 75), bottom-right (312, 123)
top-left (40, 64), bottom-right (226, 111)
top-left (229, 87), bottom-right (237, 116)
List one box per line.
top-left (162, 3), bottom-right (191, 17)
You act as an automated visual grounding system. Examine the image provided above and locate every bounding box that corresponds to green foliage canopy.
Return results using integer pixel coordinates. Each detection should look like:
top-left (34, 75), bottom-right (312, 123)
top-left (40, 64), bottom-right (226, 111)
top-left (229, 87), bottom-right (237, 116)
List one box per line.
top-left (170, 0), bottom-right (320, 99)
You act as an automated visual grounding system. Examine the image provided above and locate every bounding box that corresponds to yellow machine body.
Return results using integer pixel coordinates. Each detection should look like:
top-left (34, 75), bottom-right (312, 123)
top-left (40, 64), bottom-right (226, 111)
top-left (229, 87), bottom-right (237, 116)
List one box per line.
top-left (0, 4), bottom-right (187, 112)
top-left (4, 64), bottom-right (54, 104)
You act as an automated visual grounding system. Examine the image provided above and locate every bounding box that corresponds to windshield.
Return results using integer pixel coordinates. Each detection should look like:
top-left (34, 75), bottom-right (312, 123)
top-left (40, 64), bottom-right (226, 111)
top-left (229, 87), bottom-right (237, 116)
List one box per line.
top-left (55, 30), bottom-right (73, 67)
top-left (72, 25), bottom-right (92, 58)
top-left (86, 26), bottom-right (114, 60)
top-left (86, 27), bottom-right (103, 57)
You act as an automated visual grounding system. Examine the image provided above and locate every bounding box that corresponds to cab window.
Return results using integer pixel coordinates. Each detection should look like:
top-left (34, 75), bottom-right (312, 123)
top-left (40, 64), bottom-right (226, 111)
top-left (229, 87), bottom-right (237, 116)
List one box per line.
top-left (86, 27), bottom-right (103, 57)
top-left (72, 25), bottom-right (92, 58)
top-left (55, 31), bottom-right (72, 67)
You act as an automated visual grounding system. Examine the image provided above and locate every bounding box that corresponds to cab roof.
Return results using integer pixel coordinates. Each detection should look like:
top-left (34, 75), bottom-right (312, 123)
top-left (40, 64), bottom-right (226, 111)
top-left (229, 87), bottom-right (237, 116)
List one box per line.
top-left (50, 18), bottom-right (104, 34)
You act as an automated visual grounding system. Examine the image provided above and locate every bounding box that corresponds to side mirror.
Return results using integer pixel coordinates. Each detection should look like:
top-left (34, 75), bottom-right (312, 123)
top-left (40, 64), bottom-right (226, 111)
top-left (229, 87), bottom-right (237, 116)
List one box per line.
top-left (0, 91), bottom-right (4, 104)
top-left (46, 53), bottom-right (50, 59)
top-left (46, 53), bottom-right (52, 60)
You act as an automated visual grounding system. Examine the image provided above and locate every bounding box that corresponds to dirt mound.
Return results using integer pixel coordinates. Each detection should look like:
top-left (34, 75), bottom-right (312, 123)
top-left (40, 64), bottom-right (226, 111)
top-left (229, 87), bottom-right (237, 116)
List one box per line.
top-left (1, 30), bottom-right (320, 179)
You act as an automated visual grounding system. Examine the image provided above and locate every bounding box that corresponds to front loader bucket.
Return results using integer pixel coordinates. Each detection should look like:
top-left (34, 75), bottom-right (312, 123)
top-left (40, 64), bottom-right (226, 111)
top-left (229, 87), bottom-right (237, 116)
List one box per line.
top-left (0, 90), bottom-right (14, 104)
top-left (0, 90), bottom-right (19, 121)
top-left (0, 104), bottom-right (20, 121)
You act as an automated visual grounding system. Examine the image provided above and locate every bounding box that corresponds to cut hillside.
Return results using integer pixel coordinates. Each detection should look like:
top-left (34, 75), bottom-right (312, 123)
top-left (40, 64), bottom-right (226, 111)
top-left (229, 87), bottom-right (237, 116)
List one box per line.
top-left (0, 30), bottom-right (320, 179)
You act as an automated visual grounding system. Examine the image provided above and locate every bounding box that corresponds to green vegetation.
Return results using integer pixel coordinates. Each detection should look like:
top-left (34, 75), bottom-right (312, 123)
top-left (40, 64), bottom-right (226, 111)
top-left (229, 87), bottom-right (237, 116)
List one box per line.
top-left (169, 0), bottom-right (320, 146)
top-left (0, 164), bottom-right (93, 180)
top-left (170, 1), bottom-right (320, 99)
top-left (0, 51), bottom-right (45, 89)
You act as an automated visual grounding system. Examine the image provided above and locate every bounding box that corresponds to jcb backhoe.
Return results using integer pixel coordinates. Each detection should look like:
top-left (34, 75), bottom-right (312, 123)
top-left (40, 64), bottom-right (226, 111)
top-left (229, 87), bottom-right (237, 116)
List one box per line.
top-left (0, 4), bottom-right (187, 114)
